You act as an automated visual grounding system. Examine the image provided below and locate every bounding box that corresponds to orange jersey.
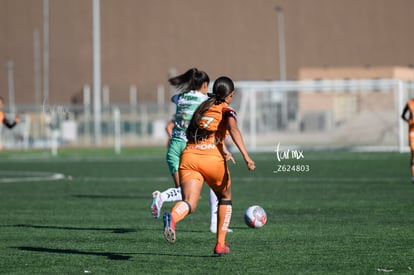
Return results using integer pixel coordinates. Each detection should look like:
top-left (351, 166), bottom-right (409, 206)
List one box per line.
top-left (189, 102), bottom-right (236, 151)
top-left (179, 102), bottom-right (236, 192)
top-left (0, 112), bottom-right (4, 123)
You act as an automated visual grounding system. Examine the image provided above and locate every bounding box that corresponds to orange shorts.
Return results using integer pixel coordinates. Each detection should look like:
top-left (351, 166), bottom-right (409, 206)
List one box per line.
top-left (179, 147), bottom-right (231, 194)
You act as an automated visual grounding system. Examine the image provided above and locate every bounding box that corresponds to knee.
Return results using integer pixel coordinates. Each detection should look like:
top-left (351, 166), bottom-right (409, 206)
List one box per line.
top-left (217, 193), bottom-right (232, 202)
top-left (184, 200), bottom-right (197, 214)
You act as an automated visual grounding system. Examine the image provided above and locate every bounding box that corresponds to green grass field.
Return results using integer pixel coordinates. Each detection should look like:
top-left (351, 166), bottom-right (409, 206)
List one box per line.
top-left (1, 147), bottom-right (414, 274)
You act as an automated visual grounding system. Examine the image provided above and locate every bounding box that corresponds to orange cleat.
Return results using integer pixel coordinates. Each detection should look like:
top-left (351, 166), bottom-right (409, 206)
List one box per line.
top-left (214, 242), bottom-right (230, 255)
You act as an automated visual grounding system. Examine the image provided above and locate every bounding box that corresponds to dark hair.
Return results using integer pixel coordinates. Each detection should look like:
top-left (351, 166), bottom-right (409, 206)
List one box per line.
top-left (168, 68), bottom-right (210, 93)
top-left (208, 76), bottom-right (234, 104)
top-left (186, 76), bottom-right (235, 142)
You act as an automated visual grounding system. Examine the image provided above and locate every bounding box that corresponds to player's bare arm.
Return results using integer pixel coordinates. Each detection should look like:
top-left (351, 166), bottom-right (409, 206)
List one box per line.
top-left (227, 116), bottom-right (255, 171)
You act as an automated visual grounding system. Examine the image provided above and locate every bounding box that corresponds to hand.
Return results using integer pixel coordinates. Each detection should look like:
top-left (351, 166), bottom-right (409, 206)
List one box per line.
top-left (224, 151), bottom-right (235, 164)
top-left (246, 159), bottom-right (255, 171)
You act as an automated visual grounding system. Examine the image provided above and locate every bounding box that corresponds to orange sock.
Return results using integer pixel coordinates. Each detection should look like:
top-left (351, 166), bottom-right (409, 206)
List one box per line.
top-left (217, 203), bottom-right (232, 246)
top-left (171, 201), bottom-right (190, 223)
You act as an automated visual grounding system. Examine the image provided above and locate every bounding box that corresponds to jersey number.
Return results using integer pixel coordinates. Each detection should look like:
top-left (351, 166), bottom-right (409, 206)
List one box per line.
top-left (201, 116), bottom-right (214, 129)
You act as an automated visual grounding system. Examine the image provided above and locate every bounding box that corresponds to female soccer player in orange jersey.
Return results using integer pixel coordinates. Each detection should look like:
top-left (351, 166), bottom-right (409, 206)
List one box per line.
top-left (151, 68), bottom-right (233, 234)
top-left (162, 76), bottom-right (255, 255)
top-left (401, 98), bottom-right (414, 183)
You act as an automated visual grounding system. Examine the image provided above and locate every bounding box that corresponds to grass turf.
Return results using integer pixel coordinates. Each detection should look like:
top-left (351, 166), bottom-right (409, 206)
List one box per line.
top-left (0, 148), bottom-right (413, 274)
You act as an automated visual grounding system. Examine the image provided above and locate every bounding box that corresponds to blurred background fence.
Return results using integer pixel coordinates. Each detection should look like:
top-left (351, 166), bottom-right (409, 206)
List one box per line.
top-left (1, 79), bottom-right (413, 153)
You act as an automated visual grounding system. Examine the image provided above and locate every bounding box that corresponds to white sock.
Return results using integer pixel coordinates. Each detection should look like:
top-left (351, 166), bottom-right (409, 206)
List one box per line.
top-left (161, 187), bottom-right (182, 202)
top-left (209, 188), bottom-right (218, 231)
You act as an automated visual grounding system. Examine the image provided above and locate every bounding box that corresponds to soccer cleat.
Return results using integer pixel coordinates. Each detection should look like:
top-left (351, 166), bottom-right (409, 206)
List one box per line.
top-left (213, 242), bottom-right (230, 255)
top-left (163, 212), bottom-right (176, 243)
top-left (150, 191), bottom-right (162, 219)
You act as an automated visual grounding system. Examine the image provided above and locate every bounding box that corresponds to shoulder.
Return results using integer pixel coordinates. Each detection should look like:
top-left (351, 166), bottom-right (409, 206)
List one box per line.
top-left (223, 106), bottom-right (237, 119)
top-left (190, 90), bottom-right (209, 101)
top-left (171, 94), bottom-right (181, 104)
top-left (197, 91), bottom-right (209, 101)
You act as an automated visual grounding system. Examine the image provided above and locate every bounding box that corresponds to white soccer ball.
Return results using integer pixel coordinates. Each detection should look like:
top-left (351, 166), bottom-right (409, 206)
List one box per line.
top-left (244, 205), bottom-right (267, 228)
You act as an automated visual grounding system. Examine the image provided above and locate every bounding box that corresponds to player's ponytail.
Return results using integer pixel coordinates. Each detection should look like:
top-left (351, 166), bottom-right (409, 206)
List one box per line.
top-left (186, 76), bottom-right (235, 143)
top-left (186, 97), bottom-right (216, 143)
top-left (168, 68), bottom-right (210, 93)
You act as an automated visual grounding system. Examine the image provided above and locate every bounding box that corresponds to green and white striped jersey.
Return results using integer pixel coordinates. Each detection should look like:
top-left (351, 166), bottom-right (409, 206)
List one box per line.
top-left (171, 90), bottom-right (208, 141)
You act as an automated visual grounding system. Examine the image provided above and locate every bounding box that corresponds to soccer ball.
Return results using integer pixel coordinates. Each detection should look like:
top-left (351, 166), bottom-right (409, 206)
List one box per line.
top-left (244, 205), bottom-right (267, 228)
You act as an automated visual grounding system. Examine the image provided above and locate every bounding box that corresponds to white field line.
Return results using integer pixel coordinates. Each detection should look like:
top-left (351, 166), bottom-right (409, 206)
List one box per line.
top-left (266, 177), bottom-right (404, 183)
top-left (78, 176), bottom-right (170, 182)
top-left (0, 171), bottom-right (65, 183)
top-left (67, 176), bottom-right (404, 183)
top-left (0, 154), bottom-right (164, 163)
top-left (0, 170), bottom-right (404, 184)
top-left (0, 151), bottom-right (404, 163)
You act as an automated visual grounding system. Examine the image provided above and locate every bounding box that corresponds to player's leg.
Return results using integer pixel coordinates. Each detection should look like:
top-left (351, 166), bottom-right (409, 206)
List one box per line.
top-left (172, 178), bottom-right (203, 220)
top-left (203, 155), bottom-right (232, 235)
top-left (214, 199), bottom-right (232, 255)
top-left (151, 184), bottom-right (182, 217)
top-left (163, 177), bottom-right (203, 244)
top-left (204, 159), bottom-right (232, 254)
top-left (409, 131), bottom-right (414, 183)
top-left (173, 153), bottom-right (205, 220)
top-left (151, 139), bottom-right (185, 218)
top-left (209, 188), bottom-right (233, 233)
top-left (209, 188), bottom-right (218, 233)
top-left (163, 150), bottom-right (204, 244)
top-left (214, 177), bottom-right (232, 255)
top-left (411, 150), bottom-right (414, 183)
